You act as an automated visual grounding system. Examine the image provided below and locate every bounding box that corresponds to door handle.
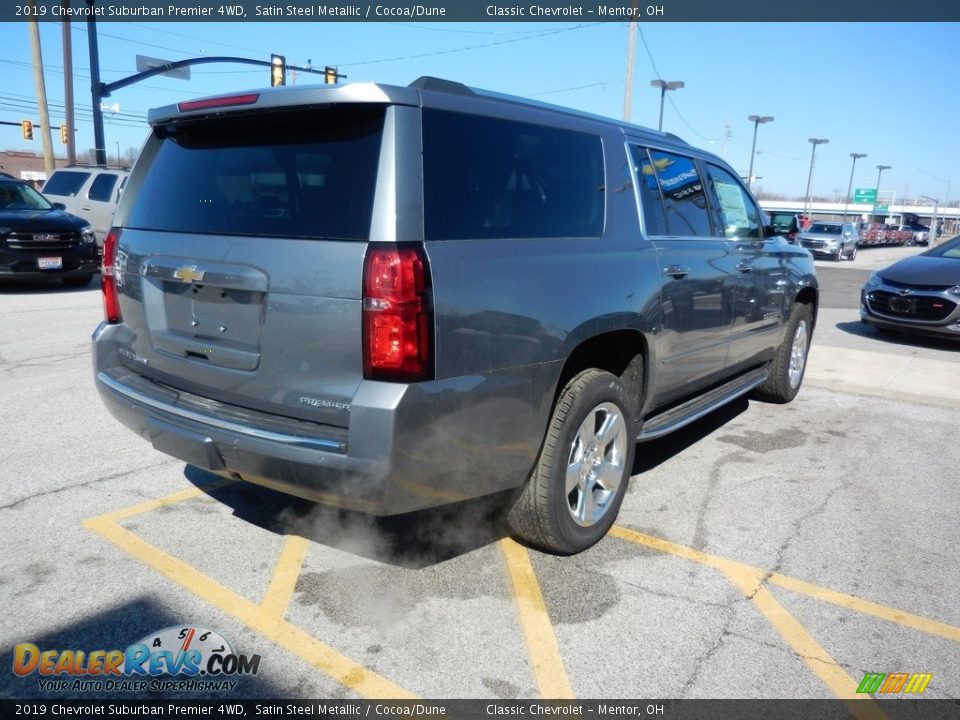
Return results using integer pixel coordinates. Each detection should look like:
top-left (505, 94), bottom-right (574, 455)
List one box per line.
top-left (663, 265), bottom-right (690, 279)
top-left (736, 262), bottom-right (753, 273)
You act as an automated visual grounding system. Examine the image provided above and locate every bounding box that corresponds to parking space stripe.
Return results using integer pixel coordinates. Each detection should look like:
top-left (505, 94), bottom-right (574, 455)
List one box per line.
top-left (84, 498), bottom-right (415, 699)
top-left (610, 527), bottom-right (895, 716)
top-left (261, 535), bottom-right (311, 620)
top-left (500, 540), bottom-right (574, 699)
top-left (721, 565), bottom-right (886, 720)
top-left (610, 526), bottom-right (960, 644)
top-left (90, 480), bottom-right (234, 523)
top-left (768, 573), bottom-right (960, 645)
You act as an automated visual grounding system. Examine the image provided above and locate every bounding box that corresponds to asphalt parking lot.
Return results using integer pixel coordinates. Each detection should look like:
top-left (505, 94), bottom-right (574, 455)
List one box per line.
top-left (1, 246), bottom-right (958, 708)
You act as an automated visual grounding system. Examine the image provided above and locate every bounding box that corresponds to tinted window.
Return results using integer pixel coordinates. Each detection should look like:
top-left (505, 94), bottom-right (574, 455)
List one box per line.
top-left (704, 164), bottom-right (761, 239)
top-left (423, 110), bottom-right (604, 240)
top-left (88, 173), bottom-right (118, 202)
top-left (648, 151), bottom-right (712, 237)
top-left (630, 146), bottom-right (668, 236)
top-left (0, 181), bottom-right (53, 211)
top-left (808, 223), bottom-right (842, 234)
top-left (43, 171), bottom-right (90, 197)
top-left (127, 106), bottom-right (384, 240)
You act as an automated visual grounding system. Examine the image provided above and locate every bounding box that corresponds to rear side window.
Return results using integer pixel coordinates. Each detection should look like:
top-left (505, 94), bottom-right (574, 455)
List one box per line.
top-left (88, 173), bottom-right (118, 202)
top-left (648, 150), bottom-right (712, 237)
top-left (126, 106), bottom-right (385, 240)
top-left (630, 146), bottom-right (668, 236)
top-left (44, 171), bottom-right (90, 197)
top-left (704, 163), bottom-right (762, 239)
top-left (422, 110), bottom-right (604, 240)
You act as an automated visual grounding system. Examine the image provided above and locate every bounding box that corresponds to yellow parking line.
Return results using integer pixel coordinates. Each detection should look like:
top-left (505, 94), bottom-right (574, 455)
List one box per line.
top-left (500, 540), bottom-right (574, 699)
top-left (91, 479), bottom-right (234, 524)
top-left (83, 497), bottom-right (415, 699)
top-left (261, 535), bottom-right (311, 621)
top-left (610, 527), bottom-right (894, 716)
top-left (721, 565), bottom-right (886, 720)
top-left (610, 526), bottom-right (960, 644)
top-left (769, 573), bottom-right (960, 645)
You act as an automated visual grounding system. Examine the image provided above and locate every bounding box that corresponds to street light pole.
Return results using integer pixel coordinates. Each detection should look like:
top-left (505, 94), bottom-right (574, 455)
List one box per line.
top-left (650, 80), bottom-right (684, 131)
top-left (804, 138), bottom-right (829, 227)
top-left (844, 152), bottom-right (867, 221)
top-left (746, 115), bottom-right (773, 190)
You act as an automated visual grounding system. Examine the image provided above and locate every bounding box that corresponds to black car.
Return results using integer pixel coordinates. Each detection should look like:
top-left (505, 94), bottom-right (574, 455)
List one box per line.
top-left (861, 235), bottom-right (960, 340)
top-left (0, 176), bottom-right (99, 286)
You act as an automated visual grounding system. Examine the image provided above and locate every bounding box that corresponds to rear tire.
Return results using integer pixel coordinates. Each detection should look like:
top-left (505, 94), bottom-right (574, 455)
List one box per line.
top-left (506, 369), bottom-right (637, 555)
top-left (753, 303), bottom-right (813, 404)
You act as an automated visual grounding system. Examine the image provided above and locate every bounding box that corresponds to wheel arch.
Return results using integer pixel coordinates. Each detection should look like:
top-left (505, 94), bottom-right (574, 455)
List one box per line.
top-left (550, 329), bottom-right (649, 422)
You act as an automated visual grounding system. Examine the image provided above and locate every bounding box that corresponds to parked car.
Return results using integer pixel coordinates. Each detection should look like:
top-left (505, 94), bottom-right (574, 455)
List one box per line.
top-left (861, 234), bottom-right (960, 340)
top-left (902, 221), bottom-right (930, 246)
top-left (0, 176), bottom-right (99, 286)
top-left (798, 221), bottom-right (860, 260)
top-left (767, 212), bottom-right (802, 243)
top-left (92, 77), bottom-right (818, 554)
top-left (42, 165), bottom-right (130, 247)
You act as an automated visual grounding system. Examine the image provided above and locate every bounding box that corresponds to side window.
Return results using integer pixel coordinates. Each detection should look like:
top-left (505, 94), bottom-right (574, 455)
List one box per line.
top-left (43, 171), bottom-right (89, 197)
top-left (88, 173), bottom-right (118, 202)
top-left (704, 163), bottom-right (761, 239)
top-left (422, 110), bottom-right (604, 240)
top-left (648, 150), bottom-right (712, 237)
top-left (629, 145), bottom-right (668, 236)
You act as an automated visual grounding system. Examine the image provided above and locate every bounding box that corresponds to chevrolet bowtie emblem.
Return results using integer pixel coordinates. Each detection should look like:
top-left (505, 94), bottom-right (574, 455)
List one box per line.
top-left (173, 266), bottom-right (205, 283)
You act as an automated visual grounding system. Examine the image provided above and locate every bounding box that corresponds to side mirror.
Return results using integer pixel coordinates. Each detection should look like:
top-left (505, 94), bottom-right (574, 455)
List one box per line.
top-left (52, 202), bottom-right (66, 211)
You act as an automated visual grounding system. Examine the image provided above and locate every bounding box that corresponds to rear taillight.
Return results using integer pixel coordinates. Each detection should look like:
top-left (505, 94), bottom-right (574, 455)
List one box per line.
top-left (101, 229), bottom-right (122, 324)
top-left (362, 244), bottom-right (432, 381)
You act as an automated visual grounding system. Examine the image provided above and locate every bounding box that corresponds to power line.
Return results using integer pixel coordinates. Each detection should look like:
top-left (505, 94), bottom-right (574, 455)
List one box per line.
top-left (636, 25), bottom-right (724, 142)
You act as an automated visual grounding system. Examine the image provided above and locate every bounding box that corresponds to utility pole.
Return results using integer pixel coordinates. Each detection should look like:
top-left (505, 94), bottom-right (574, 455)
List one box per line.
top-left (623, 18), bottom-right (637, 121)
top-left (62, 4), bottom-right (76, 165)
top-left (27, 0), bottom-right (56, 176)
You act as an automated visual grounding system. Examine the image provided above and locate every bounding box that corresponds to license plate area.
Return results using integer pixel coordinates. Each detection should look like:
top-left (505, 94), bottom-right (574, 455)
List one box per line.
top-left (888, 296), bottom-right (916, 314)
top-left (141, 258), bottom-right (269, 372)
top-left (38, 256), bottom-right (63, 270)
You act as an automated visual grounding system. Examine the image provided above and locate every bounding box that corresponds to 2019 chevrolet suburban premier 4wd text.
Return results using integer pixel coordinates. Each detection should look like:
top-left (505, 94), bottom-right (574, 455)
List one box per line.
top-left (93, 77), bottom-right (818, 554)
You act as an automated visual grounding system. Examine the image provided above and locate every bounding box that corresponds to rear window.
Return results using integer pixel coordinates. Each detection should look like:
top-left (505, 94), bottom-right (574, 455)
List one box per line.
top-left (808, 223), bottom-right (841, 234)
top-left (422, 109), bottom-right (604, 240)
top-left (44, 171), bottom-right (90, 197)
top-left (126, 106), bottom-right (385, 240)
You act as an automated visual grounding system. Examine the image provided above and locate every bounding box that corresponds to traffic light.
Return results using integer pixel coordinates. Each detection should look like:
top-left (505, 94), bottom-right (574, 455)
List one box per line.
top-left (21, 119), bottom-right (33, 141)
top-left (324, 66), bottom-right (338, 85)
top-left (60, 124), bottom-right (69, 144)
top-left (270, 54), bottom-right (286, 87)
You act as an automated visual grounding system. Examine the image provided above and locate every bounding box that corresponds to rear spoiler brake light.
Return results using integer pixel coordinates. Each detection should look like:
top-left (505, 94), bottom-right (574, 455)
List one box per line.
top-left (177, 94), bottom-right (260, 112)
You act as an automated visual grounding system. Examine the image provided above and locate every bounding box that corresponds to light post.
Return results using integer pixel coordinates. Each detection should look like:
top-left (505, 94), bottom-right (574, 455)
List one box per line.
top-left (746, 115), bottom-right (773, 189)
top-left (804, 138), bottom-right (829, 226)
top-left (843, 152), bottom-right (867, 221)
top-left (914, 169), bottom-right (953, 234)
top-left (650, 80), bottom-right (684, 131)
top-left (919, 194), bottom-right (940, 244)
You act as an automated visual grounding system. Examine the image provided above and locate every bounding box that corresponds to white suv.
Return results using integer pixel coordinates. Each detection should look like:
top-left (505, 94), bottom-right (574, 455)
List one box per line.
top-left (43, 166), bottom-right (130, 247)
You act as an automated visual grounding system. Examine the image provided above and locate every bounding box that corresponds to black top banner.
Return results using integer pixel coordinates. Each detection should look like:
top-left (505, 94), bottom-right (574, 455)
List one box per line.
top-left (4, 0), bottom-right (959, 22)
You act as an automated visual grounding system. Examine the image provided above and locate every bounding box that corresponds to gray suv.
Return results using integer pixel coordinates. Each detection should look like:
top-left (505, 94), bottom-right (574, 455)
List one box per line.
top-left (93, 78), bottom-right (818, 554)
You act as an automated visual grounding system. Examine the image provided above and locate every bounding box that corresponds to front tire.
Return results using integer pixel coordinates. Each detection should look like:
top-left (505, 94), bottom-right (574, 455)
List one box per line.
top-left (753, 303), bottom-right (813, 404)
top-left (507, 369), bottom-right (637, 555)
top-left (848, 243), bottom-right (858, 261)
